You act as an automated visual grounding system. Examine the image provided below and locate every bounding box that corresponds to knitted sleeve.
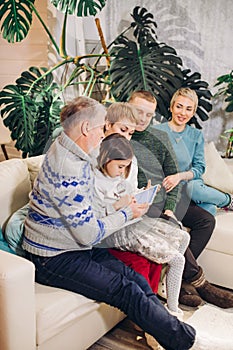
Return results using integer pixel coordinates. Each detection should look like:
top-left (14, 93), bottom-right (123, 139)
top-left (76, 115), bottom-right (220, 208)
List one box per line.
top-left (132, 128), bottom-right (181, 212)
top-left (149, 128), bottom-right (181, 212)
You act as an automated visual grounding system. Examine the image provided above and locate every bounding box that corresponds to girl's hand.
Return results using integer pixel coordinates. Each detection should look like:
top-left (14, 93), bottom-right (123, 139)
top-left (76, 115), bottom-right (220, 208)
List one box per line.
top-left (162, 174), bottom-right (181, 192)
top-left (144, 179), bottom-right (151, 190)
top-left (130, 201), bottom-right (149, 218)
top-left (113, 194), bottom-right (132, 211)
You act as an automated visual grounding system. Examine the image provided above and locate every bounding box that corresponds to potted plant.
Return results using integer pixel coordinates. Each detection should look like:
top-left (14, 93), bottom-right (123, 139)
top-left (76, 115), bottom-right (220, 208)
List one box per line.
top-left (0, 0), bottom-right (109, 157)
top-left (0, 2), bottom-right (212, 157)
top-left (214, 70), bottom-right (233, 158)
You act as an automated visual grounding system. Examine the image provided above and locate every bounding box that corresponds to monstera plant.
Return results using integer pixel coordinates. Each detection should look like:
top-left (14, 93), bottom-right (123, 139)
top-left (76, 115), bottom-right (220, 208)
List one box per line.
top-left (108, 6), bottom-right (212, 128)
top-left (0, 0), bottom-right (109, 157)
top-left (0, 2), bottom-right (212, 157)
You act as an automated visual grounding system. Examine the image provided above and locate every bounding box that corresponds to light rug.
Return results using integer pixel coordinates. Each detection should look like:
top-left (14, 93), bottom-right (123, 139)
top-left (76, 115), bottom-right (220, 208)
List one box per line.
top-left (186, 304), bottom-right (233, 349)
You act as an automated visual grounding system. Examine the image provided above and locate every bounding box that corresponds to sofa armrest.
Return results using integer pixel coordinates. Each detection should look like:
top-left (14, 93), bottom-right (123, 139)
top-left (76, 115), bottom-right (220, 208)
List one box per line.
top-left (0, 250), bottom-right (36, 350)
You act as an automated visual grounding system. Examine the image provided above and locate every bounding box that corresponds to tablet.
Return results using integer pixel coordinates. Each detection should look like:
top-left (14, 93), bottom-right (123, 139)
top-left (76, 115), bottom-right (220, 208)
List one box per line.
top-left (135, 185), bottom-right (159, 205)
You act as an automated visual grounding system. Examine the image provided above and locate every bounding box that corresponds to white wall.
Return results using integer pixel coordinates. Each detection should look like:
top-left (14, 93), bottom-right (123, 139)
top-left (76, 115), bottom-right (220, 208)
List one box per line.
top-left (0, 0), bottom-right (48, 90)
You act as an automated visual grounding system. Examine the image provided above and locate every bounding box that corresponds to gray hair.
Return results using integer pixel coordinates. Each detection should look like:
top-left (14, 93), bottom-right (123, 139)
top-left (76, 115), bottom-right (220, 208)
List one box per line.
top-left (60, 96), bottom-right (106, 132)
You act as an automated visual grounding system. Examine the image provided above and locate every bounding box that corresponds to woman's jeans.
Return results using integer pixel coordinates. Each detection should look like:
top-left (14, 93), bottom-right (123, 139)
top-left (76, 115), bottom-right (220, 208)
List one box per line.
top-left (186, 179), bottom-right (230, 216)
top-left (26, 248), bottom-right (195, 350)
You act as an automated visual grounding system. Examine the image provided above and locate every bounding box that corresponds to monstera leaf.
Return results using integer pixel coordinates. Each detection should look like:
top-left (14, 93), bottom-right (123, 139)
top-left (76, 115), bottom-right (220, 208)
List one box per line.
top-left (0, 0), bottom-right (107, 44)
top-left (0, 0), bottom-right (35, 42)
top-left (51, 0), bottom-right (106, 16)
top-left (0, 67), bottom-right (62, 157)
top-left (130, 6), bottom-right (157, 43)
top-left (109, 35), bottom-right (183, 115)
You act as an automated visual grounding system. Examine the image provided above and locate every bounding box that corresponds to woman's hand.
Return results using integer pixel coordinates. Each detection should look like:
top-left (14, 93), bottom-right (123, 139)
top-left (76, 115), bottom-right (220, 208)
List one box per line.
top-left (162, 174), bottom-right (181, 192)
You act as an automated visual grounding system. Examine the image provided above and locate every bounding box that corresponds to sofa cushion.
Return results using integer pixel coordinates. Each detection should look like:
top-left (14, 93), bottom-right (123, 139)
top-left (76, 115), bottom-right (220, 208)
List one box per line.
top-left (0, 159), bottom-right (31, 228)
top-left (4, 204), bottom-right (29, 256)
top-left (35, 283), bottom-right (99, 345)
top-left (203, 142), bottom-right (233, 194)
top-left (23, 155), bottom-right (45, 186)
top-left (204, 211), bottom-right (233, 255)
top-left (0, 227), bottom-right (15, 254)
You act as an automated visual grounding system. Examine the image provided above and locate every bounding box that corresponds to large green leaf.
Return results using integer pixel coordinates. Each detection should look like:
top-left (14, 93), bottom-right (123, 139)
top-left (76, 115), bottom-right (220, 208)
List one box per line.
top-left (0, 67), bottom-right (62, 157)
top-left (0, 0), bottom-right (34, 43)
top-left (130, 6), bottom-right (158, 44)
top-left (50, 0), bottom-right (106, 16)
top-left (110, 36), bottom-right (183, 114)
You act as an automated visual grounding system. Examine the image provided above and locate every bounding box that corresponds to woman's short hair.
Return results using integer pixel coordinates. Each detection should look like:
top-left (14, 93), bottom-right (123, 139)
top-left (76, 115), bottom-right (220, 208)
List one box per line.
top-left (106, 102), bottom-right (138, 125)
top-left (170, 88), bottom-right (198, 113)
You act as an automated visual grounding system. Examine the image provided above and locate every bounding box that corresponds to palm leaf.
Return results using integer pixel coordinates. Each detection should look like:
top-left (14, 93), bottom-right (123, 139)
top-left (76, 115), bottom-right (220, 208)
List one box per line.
top-left (130, 6), bottom-right (158, 43)
top-left (50, 0), bottom-right (106, 16)
top-left (0, 0), bottom-right (35, 43)
top-left (0, 67), bottom-right (62, 157)
top-left (109, 36), bottom-right (183, 113)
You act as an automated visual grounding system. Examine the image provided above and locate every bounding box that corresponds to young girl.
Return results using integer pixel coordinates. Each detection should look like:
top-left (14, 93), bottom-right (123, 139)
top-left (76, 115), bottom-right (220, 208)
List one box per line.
top-left (155, 87), bottom-right (233, 216)
top-left (94, 132), bottom-right (190, 316)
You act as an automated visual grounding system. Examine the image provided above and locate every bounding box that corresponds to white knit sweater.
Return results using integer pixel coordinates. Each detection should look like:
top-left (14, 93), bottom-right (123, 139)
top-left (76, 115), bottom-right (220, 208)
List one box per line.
top-left (23, 132), bottom-right (133, 256)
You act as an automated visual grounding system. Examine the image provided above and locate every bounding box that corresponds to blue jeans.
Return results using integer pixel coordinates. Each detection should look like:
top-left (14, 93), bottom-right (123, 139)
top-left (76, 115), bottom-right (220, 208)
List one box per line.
top-left (26, 248), bottom-right (195, 350)
top-left (186, 179), bottom-right (230, 215)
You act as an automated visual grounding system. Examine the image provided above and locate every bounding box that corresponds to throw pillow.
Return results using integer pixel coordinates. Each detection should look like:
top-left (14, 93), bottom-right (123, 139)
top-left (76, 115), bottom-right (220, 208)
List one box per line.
top-left (24, 155), bottom-right (45, 187)
top-left (4, 203), bottom-right (30, 256)
top-left (203, 142), bottom-right (233, 194)
top-left (0, 227), bottom-right (15, 254)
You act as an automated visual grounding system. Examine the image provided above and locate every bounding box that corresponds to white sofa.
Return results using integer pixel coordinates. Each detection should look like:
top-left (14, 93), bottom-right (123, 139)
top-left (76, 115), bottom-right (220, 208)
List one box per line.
top-left (197, 142), bottom-right (233, 290)
top-left (0, 146), bottom-right (233, 350)
top-left (0, 156), bottom-right (125, 350)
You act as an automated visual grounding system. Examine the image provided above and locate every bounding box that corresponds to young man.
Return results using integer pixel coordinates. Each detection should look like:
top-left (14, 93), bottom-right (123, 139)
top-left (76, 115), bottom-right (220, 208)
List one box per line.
top-left (22, 96), bottom-right (210, 350)
top-left (128, 90), bottom-right (233, 309)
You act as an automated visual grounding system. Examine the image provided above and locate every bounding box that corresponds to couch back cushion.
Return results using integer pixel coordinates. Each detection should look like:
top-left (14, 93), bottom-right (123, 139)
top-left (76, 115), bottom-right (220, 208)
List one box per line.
top-left (0, 159), bottom-right (31, 228)
top-left (203, 142), bottom-right (233, 194)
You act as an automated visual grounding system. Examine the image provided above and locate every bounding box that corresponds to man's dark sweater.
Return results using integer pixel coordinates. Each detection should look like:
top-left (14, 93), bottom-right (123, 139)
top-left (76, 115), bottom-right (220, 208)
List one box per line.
top-left (131, 126), bottom-right (181, 212)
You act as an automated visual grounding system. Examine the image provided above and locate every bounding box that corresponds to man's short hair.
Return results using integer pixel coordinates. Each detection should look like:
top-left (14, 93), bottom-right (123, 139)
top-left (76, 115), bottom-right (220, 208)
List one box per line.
top-left (128, 90), bottom-right (157, 104)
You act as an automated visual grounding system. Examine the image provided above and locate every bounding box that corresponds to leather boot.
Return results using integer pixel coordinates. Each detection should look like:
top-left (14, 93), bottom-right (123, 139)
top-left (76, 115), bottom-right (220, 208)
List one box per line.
top-left (190, 267), bottom-right (233, 309)
top-left (179, 281), bottom-right (204, 307)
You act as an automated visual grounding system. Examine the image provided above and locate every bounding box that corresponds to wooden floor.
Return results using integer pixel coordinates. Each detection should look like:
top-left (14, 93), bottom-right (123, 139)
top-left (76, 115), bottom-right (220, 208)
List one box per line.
top-left (88, 318), bottom-right (152, 350)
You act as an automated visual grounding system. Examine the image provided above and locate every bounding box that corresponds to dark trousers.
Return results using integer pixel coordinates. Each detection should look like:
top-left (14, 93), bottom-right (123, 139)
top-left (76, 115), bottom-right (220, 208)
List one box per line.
top-left (26, 248), bottom-right (195, 350)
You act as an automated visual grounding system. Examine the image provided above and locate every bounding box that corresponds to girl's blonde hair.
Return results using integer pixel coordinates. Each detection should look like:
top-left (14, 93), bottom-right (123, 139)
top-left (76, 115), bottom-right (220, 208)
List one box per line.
top-left (170, 88), bottom-right (198, 113)
top-left (97, 133), bottom-right (134, 178)
top-left (106, 102), bottom-right (138, 125)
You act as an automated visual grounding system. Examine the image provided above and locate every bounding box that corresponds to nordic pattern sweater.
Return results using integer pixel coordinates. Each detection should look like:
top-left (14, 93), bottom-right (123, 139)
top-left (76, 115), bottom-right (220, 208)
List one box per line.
top-left (23, 132), bottom-right (132, 257)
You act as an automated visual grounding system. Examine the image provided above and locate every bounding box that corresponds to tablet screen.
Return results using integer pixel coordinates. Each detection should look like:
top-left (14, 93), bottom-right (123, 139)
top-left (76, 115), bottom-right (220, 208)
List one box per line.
top-left (135, 185), bottom-right (159, 205)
